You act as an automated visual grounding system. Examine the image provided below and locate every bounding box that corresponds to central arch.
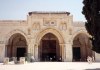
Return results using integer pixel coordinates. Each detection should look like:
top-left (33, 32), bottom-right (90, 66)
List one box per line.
top-left (35, 28), bottom-right (65, 61)
top-left (40, 33), bottom-right (60, 61)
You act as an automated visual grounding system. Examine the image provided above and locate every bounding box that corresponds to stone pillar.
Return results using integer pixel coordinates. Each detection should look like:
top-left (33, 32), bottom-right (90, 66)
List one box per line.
top-left (65, 43), bottom-right (72, 62)
top-left (59, 44), bottom-right (62, 60)
top-left (63, 44), bottom-right (66, 62)
top-left (95, 52), bottom-right (100, 62)
top-left (29, 39), bottom-right (35, 57)
top-left (27, 43), bottom-right (31, 54)
top-left (59, 44), bottom-right (67, 62)
top-left (27, 37), bottom-right (35, 53)
top-left (27, 37), bottom-right (31, 54)
top-left (59, 44), bottom-right (64, 61)
top-left (0, 44), bottom-right (5, 62)
top-left (62, 44), bottom-right (67, 62)
top-left (34, 44), bottom-right (39, 61)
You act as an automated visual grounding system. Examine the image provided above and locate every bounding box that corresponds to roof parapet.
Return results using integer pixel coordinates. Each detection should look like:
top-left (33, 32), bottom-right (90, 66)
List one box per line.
top-left (29, 11), bottom-right (70, 16)
top-left (73, 21), bottom-right (85, 27)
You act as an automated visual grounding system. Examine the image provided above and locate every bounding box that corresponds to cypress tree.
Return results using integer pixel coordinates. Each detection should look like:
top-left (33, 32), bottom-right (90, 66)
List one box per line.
top-left (82, 0), bottom-right (100, 53)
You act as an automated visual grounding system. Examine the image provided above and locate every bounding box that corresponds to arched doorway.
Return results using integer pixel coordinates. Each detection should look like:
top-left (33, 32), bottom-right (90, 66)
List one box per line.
top-left (39, 33), bottom-right (60, 61)
top-left (6, 33), bottom-right (27, 60)
top-left (72, 33), bottom-right (93, 61)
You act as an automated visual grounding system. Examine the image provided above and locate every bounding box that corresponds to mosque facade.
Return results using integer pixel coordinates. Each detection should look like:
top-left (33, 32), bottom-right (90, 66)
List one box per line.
top-left (0, 11), bottom-right (100, 62)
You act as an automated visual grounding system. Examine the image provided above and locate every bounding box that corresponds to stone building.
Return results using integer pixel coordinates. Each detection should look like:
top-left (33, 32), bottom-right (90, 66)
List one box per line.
top-left (0, 11), bottom-right (100, 62)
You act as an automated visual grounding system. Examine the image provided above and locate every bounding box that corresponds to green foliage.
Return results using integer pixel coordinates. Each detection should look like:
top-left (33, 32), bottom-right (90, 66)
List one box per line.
top-left (82, 0), bottom-right (100, 53)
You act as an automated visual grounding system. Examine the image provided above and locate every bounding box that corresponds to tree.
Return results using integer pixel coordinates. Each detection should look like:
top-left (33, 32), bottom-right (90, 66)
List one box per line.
top-left (82, 0), bottom-right (100, 53)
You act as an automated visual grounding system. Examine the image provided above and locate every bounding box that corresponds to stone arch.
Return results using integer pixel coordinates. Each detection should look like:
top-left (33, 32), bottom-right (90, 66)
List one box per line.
top-left (35, 28), bottom-right (65, 44)
top-left (72, 31), bottom-right (94, 61)
top-left (5, 29), bottom-right (28, 59)
top-left (5, 29), bottom-right (28, 45)
top-left (6, 33), bottom-right (28, 59)
top-left (59, 21), bottom-right (67, 30)
top-left (71, 29), bottom-right (91, 44)
top-left (34, 28), bottom-right (65, 61)
top-left (39, 33), bottom-right (60, 61)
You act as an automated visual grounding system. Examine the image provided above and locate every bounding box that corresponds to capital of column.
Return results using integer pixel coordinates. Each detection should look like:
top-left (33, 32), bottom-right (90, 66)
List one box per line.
top-left (34, 43), bottom-right (38, 48)
top-left (59, 43), bottom-right (65, 45)
top-left (59, 43), bottom-right (67, 47)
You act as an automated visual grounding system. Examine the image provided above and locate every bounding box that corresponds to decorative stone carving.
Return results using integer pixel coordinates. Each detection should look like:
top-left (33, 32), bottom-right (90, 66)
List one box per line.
top-left (43, 19), bottom-right (56, 26)
top-left (50, 21), bottom-right (56, 26)
top-left (32, 22), bottom-right (40, 30)
top-left (59, 22), bottom-right (67, 30)
top-left (44, 20), bottom-right (50, 26)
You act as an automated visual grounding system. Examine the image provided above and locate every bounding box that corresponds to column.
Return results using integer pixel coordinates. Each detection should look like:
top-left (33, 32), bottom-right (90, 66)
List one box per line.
top-left (27, 38), bottom-right (35, 62)
top-left (27, 38), bottom-right (31, 54)
top-left (59, 43), bottom-right (66, 62)
top-left (27, 44), bottom-right (31, 54)
top-left (65, 43), bottom-right (72, 62)
top-left (30, 39), bottom-right (35, 57)
top-left (0, 44), bottom-right (5, 62)
top-left (59, 44), bottom-right (62, 60)
top-left (34, 44), bottom-right (39, 61)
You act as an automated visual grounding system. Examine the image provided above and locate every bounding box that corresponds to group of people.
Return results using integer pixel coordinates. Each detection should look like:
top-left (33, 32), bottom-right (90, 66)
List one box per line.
top-left (43, 56), bottom-right (62, 61)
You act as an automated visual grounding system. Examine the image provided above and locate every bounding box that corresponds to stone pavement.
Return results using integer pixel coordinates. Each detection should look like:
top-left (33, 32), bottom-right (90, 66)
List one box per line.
top-left (0, 62), bottom-right (100, 70)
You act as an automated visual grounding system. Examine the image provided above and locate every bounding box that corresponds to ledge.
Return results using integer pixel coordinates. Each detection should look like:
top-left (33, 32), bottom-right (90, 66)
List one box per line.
top-left (29, 11), bottom-right (70, 16)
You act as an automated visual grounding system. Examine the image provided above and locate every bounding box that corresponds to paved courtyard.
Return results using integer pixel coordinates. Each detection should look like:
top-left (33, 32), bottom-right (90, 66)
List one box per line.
top-left (0, 62), bottom-right (100, 70)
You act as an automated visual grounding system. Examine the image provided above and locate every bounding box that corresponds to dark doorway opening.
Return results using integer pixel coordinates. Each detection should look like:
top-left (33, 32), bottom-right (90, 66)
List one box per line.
top-left (17, 48), bottom-right (26, 60)
top-left (73, 47), bottom-right (81, 61)
top-left (41, 40), bottom-right (57, 61)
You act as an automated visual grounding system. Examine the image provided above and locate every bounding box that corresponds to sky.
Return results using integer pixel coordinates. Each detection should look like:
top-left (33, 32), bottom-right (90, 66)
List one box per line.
top-left (0, 0), bottom-right (86, 21)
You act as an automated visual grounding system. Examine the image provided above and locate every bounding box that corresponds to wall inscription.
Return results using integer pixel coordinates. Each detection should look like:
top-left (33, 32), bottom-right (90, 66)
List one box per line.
top-left (43, 19), bottom-right (57, 26)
